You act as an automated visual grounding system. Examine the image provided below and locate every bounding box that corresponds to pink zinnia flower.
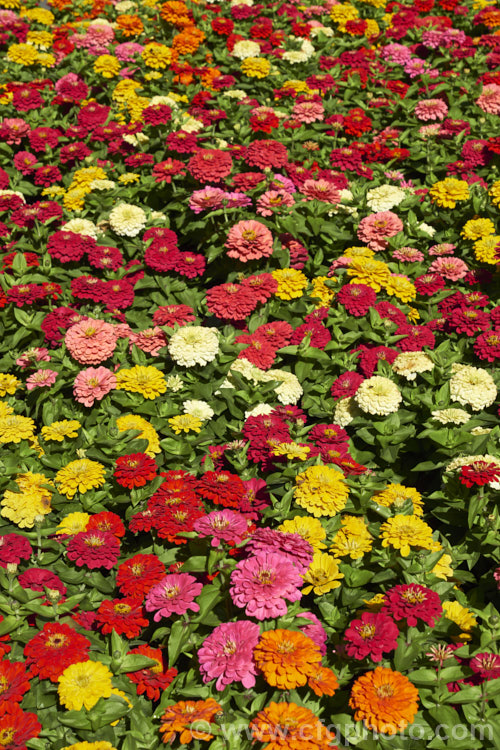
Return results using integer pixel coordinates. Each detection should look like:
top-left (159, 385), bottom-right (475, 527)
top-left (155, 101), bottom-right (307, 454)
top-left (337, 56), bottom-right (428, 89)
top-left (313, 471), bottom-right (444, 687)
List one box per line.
top-left (67, 530), bottom-right (120, 570)
top-left (476, 84), bottom-right (500, 115)
top-left (225, 220), bottom-right (274, 263)
top-left (344, 612), bottom-right (399, 662)
top-left (145, 573), bottom-right (203, 621)
top-left (73, 366), bottom-right (117, 407)
top-left (229, 552), bottom-right (303, 620)
top-left (357, 211), bottom-right (403, 251)
top-left (429, 243), bottom-right (455, 256)
top-left (198, 621), bottom-right (260, 690)
top-left (0, 118), bottom-right (30, 145)
top-left (65, 318), bottom-right (118, 365)
top-left (193, 510), bottom-right (249, 547)
top-left (129, 327), bottom-right (167, 357)
top-left (115, 42), bottom-right (144, 61)
top-left (414, 99), bottom-right (448, 121)
top-left (392, 247), bottom-right (424, 263)
top-left (299, 612), bottom-right (328, 656)
top-left (245, 529), bottom-right (313, 572)
top-left (256, 190), bottom-right (295, 216)
top-left (16, 348), bottom-right (51, 369)
top-left (429, 256), bottom-right (468, 281)
top-left (26, 369), bottom-right (58, 390)
top-left (301, 179), bottom-right (341, 205)
top-left (470, 653), bottom-right (500, 681)
top-left (292, 100), bottom-right (325, 123)
top-left (189, 187), bottom-right (226, 214)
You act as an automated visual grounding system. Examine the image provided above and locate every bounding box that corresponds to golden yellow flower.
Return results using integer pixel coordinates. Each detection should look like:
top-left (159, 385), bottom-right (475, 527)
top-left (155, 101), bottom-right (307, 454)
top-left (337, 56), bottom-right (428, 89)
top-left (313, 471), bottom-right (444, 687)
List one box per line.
top-left (330, 515), bottom-right (373, 560)
top-left (461, 217), bottom-right (495, 240)
top-left (93, 54), bottom-right (121, 77)
top-left (302, 552), bottom-right (344, 595)
top-left (72, 167), bottom-right (107, 189)
top-left (272, 269), bottom-right (308, 300)
top-left (57, 512), bottom-right (90, 536)
top-left (168, 414), bottom-right (202, 434)
top-left (474, 235), bottom-right (500, 264)
top-left (0, 414), bottom-right (35, 444)
top-left (1, 472), bottom-right (52, 528)
top-left (278, 515), bottom-right (327, 551)
top-left (311, 276), bottom-right (335, 307)
top-left (26, 31), bottom-right (53, 49)
top-left (241, 57), bottom-right (271, 78)
top-left (0, 402), bottom-right (13, 419)
top-left (6, 43), bottom-right (39, 65)
top-left (115, 366), bottom-right (167, 399)
top-left (347, 258), bottom-right (391, 292)
top-left (379, 514), bottom-right (435, 556)
top-left (431, 553), bottom-right (453, 580)
top-left (384, 275), bottom-right (416, 303)
top-left (371, 483), bottom-right (424, 516)
top-left (294, 465), bottom-right (349, 518)
top-left (142, 43), bottom-right (175, 69)
top-left (429, 178), bottom-right (469, 209)
top-left (271, 442), bottom-right (311, 461)
top-left (443, 601), bottom-right (477, 641)
top-left (20, 7), bottom-right (54, 23)
top-left (344, 246), bottom-right (375, 259)
top-left (489, 179), bottom-right (500, 206)
top-left (0, 374), bottom-right (20, 397)
top-left (55, 459), bottom-right (106, 499)
top-left (112, 79), bottom-right (142, 104)
top-left (41, 420), bottom-right (81, 442)
top-left (118, 173), bottom-right (140, 184)
top-left (116, 414), bottom-right (160, 456)
top-left (58, 661), bottom-right (113, 711)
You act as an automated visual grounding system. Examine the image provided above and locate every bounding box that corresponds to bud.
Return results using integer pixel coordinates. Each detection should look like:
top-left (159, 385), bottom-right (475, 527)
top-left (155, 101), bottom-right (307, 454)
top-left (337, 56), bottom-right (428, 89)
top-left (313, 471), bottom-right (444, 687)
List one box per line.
top-left (46, 588), bottom-right (61, 603)
top-left (34, 514), bottom-right (45, 527)
top-left (6, 563), bottom-right (17, 576)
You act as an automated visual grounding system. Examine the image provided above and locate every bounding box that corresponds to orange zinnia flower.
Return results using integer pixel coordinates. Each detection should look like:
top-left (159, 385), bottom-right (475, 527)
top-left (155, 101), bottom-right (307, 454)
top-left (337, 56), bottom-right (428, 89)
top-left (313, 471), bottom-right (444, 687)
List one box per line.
top-left (308, 666), bottom-right (339, 697)
top-left (250, 701), bottom-right (337, 750)
top-left (172, 27), bottom-right (206, 55)
top-left (349, 667), bottom-right (419, 735)
top-left (116, 14), bottom-right (144, 36)
top-left (160, 0), bottom-right (191, 27)
top-left (159, 698), bottom-right (222, 744)
top-left (253, 629), bottom-right (322, 689)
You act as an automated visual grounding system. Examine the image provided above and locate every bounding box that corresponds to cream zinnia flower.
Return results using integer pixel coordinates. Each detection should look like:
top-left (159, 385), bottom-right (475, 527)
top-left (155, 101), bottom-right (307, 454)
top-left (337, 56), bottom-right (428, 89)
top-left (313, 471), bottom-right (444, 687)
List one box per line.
top-left (431, 408), bottom-right (470, 425)
top-left (109, 203), bottom-right (146, 237)
top-left (392, 352), bottom-right (434, 380)
top-left (168, 326), bottom-right (219, 367)
top-left (449, 364), bottom-right (497, 411)
top-left (355, 376), bottom-right (402, 416)
top-left (366, 184), bottom-right (406, 212)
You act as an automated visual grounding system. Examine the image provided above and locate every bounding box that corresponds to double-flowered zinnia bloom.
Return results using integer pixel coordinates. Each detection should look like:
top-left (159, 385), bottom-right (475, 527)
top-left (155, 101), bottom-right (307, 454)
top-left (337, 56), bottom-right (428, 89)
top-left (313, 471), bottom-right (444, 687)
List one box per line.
top-left (349, 667), bottom-right (419, 735)
top-left (198, 620), bottom-right (260, 690)
top-left (145, 573), bottom-right (203, 620)
top-left (230, 552), bottom-right (303, 619)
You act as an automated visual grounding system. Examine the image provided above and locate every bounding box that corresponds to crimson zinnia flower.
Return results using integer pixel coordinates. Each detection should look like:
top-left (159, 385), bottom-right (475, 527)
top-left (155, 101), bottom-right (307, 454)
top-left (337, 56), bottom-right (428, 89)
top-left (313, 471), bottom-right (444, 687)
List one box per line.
top-left (196, 471), bottom-right (246, 508)
top-left (23, 622), bottom-right (91, 682)
top-left (127, 645), bottom-right (178, 700)
top-left (114, 453), bottom-right (158, 489)
top-left (344, 612), bottom-right (399, 662)
top-left (459, 461), bottom-right (500, 488)
top-left (96, 597), bottom-right (149, 638)
top-left (381, 584), bottom-right (442, 627)
top-left (66, 529), bottom-right (120, 570)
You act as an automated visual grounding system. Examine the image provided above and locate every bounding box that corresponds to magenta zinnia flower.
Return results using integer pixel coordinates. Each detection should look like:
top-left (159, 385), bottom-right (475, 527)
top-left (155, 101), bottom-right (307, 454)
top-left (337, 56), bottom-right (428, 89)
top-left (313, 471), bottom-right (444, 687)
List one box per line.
top-left (299, 612), bottom-right (328, 656)
top-left (470, 653), bottom-right (500, 681)
top-left (193, 510), bottom-right (249, 548)
top-left (344, 612), bottom-right (399, 662)
top-left (229, 552), bottom-right (303, 620)
top-left (145, 573), bottom-right (203, 621)
top-left (381, 584), bottom-right (442, 627)
top-left (66, 530), bottom-right (120, 570)
top-left (198, 621), bottom-right (260, 690)
top-left (244, 529), bottom-right (313, 573)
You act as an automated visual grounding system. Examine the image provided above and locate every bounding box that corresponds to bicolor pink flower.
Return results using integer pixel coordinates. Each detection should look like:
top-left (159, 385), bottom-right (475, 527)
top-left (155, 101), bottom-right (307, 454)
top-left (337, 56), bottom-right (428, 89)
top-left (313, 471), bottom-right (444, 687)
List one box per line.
top-left (225, 220), bottom-right (274, 263)
top-left (115, 42), bottom-right (144, 61)
top-left (16, 348), bottom-right (51, 369)
top-left (73, 366), bottom-right (117, 407)
top-left (392, 247), bottom-right (424, 262)
top-left (229, 552), bottom-right (303, 620)
top-left (414, 99), bottom-right (448, 121)
top-left (301, 179), bottom-right (341, 205)
top-left (145, 573), bottom-right (203, 621)
top-left (292, 100), bottom-right (325, 124)
top-left (429, 256), bottom-right (468, 281)
top-left (65, 318), bottom-right (118, 365)
top-left (193, 510), bottom-right (249, 548)
top-left (26, 369), bottom-right (58, 391)
top-left (198, 621), bottom-right (260, 690)
top-left (256, 190), bottom-right (295, 216)
top-left (357, 211), bottom-right (403, 251)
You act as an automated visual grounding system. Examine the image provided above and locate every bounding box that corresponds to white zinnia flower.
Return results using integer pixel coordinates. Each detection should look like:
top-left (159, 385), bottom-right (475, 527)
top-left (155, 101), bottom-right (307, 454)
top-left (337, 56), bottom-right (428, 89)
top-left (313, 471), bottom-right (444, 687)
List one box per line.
top-left (262, 369), bottom-right (303, 405)
top-left (183, 400), bottom-right (214, 421)
top-left (431, 408), bottom-right (470, 425)
top-left (63, 218), bottom-right (98, 238)
top-left (366, 184), bottom-right (406, 212)
top-left (334, 397), bottom-right (360, 427)
top-left (449, 364), bottom-right (497, 412)
top-left (232, 40), bottom-right (261, 60)
top-left (392, 352), bottom-right (434, 381)
top-left (245, 403), bottom-right (275, 420)
top-left (109, 203), bottom-right (146, 237)
top-left (355, 376), bottom-right (402, 416)
top-left (416, 222), bottom-right (436, 237)
top-left (282, 50), bottom-right (309, 63)
top-left (165, 375), bottom-right (183, 392)
top-left (169, 326), bottom-right (219, 367)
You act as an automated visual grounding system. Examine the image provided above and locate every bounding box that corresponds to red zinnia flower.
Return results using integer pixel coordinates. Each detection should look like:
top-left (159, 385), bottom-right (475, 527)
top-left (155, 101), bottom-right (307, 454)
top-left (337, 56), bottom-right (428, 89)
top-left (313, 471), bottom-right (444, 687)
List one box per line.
top-left (344, 612), bottom-right (399, 662)
top-left (152, 304), bottom-right (195, 328)
top-left (86, 511), bottom-right (126, 539)
top-left (337, 284), bottom-right (377, 316)
top-left (459, 461), bottom-right (500, 488)
top-left (116, 554), bottom-right (165, 599)
top-left (196, 471), bottom-right (246, 509)
top-left (96, 597), bottom-right (149, 638)
top-left (381, 584), bottom-right (442, 627)
top-left (114, 453), bottom-right (158, 489)
top-left (474, 330), bottom-right (500, 362)
top-left (330, 371), bottom-right (364, 400)
top-left (66, 530), bottom-right (120, 570)
top-left (18, 568), bottom-right (66, 601)
top-left (24, 622), bottom-right (91, 682)
top-left (149, 500), bottom-right (205, 544)
top-left (0, 534), bottom-right (32, 568)
top-left (245, 139), bottom-right (288, 170)
top-left (236, 335), bottom-right (277, 370)
top-left (188, 149), bottom-right (233, 183)
top-left (0, 704), bottom-right (41, 749)
top-left (126, 645), bottom-right (178, 700)
top-left (250, 321), bottom-right (293, 348)
top-left (470, 653), bottom-right (500, 681)
top-left (206, 283), bottom-right (258, 321)
top-left (0, 662), bottom-right (30, 707)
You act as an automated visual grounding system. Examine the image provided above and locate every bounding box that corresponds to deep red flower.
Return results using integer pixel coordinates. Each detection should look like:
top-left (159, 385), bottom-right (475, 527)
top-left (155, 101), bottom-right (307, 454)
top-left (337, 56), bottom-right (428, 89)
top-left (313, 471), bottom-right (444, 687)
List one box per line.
top-left (47, 230), bottom-right (96, 263)
top-left (240, 273), bottom-right (278, 302)
top-left (206, 283), bottom-right (258, 320)
top-left (394, 324), bottom-right (435, 352)
top-left (459, 461), bottom-right (500, 488)
top-left (330, 371), bottom-right (364, 400)
top-left (116, 554), bottom-right (165, 599)
top-left (152, 158), bottom-right (187, 183)
top-left (474, 330), bottom-right (500, 362)
top-left (344, 612), bottom-right (399, 662)
top-left (309, 424), bottom-right (349, 444)
top-left (66, 530), bottom-right (120, 570)
top-left (0, 534), bottom-right (32, 568)
top-left (18, 568), bottom-right (66, 600)
top-left (88, 244), bottom-right (124, 271)
top-left (381, 584), bottom-right (442, 627)
top-left (126, 645), bottom-right (178, 700)
top-left (415, 273), bottom-right (446, 297)
top-left (447, 308), bottom-right (490, 336)
top-left (250, 321), bottom-right (294, 348)
top-left (24, 622), bottom-right (91, 682)
top-left (290, 322), bottom-right (331, 349)
top-left (149, 500), bottom-right (205, 544)
top-left (114, 453), bottom-right (158, 489)
top-left (152, 304), bottom-right (195, 327)
top-left (470, 653), bottom-right (500, 681)
top-left (96, 597), bottom-right (149, 638)
top-left (188, 149), bottom-right (233, 183)
top-left (245, 139), bottom-right (288, 170)
top-left (0, 704), bottom-right (41, 749)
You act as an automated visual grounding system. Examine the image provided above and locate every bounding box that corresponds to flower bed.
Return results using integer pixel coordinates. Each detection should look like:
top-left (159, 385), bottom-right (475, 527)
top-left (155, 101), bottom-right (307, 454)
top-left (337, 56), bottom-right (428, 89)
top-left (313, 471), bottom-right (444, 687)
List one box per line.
top-left (0, 0), bottom-right (500, 748)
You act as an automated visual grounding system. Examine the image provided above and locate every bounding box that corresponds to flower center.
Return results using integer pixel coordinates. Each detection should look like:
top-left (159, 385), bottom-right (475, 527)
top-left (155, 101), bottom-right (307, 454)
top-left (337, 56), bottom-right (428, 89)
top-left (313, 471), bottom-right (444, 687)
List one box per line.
top-left (359, 624), bottom-right (376, 639)
top-left (47, 633), bottom-right (68, 648)
top-left (376, 683), bottom-right (395, 698)
top-left (114, 603), bottom-right (132, 614)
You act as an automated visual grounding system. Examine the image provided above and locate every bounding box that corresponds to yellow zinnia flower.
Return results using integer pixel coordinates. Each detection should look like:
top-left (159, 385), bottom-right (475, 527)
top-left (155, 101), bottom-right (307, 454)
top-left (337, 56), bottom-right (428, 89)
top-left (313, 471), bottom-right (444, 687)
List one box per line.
top-left (0, 374), bottom-right (20, 397)
top-left (41, 420), bottom-right (81, 442)
top-left (294, 465), bottom-right (349, 518)
top-left (371, 483), bottom-right (424, 516)
top-left (443, 601), bottom-right (477, 641)
top-left (0, 402), bottom-right (13, 418)
top-left (489, 180), bottom-right (500, 206)
top-left (429, 178), bottom-right (469, 209)
top-left (58, 661), bottom-right (113, 711)
top-left (311, 276), bottom-right (335, 307)
top-left (115, 366), bottom-right (167, 399)
top-left (346, 258), bottom-right (391, 292)
top-left (116, 414), bottom-right (160, 456)
top-left (0, 414), bottom-right (35, 444)
top-left (142, 43), bottom-right (174, 69)
top-left (7, 43), bottom-right (39, 65)
top-left (62, 742), bottom-right (118, 750)
top-left (57, 512), bottom-right (90, 536)
top-left (302, 552), bottom-right (344, 595)
top-left (168, 414), bottom-right (202, 434)
top-left (94, 54), bottom-right (121, 78)
top-left (278, 515), bottom-right (327, 551)
top-left (271, 442), bottom-right (311, 461)
top-left (272, 269), bottom-right (308, 300)
top-left (55, 459), bottom-right (106, 499)
top-left (379, 514), bottom-right (435, 557)
top-left (384, 275), bottom-right (416, 303)
top-left (474, 235), bottom-right (500, 264)
top-left (241, 57), bottom-right (271, 78)
top-left (431, 553), bottom-right (453, 580)
top-left (461, 217), bottom-right (495, 240)
top-left (330, 515), bottom-right (373, 560)
top-left (1, 472), bottom-right (52, 528)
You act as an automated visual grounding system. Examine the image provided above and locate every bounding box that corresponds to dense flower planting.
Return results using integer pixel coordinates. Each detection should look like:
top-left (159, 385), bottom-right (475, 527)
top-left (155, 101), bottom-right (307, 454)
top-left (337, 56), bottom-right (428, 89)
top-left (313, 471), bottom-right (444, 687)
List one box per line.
top-left (0, 0), bottom-right (500, 748)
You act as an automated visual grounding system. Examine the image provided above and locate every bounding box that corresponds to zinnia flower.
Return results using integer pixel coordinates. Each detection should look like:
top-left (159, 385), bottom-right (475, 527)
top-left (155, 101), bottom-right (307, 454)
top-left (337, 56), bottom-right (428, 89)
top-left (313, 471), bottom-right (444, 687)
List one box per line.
top-left (24, 622), bottom-right (91, 682)
top-left (381, 584), bottom-right (442, 627)
top-left (109, 202), bottom-right (146, 236)
top-left (67, 530), bottom-right (120, 570)
top-left (379, 515), bottom-right (436, 557)
top-left (344, 612), bottom-right (399, 662)
top-left (114, 453), bottom-right (157, 489)
top-left (230, 552), bottom-right (303, 619)
top-left (198, 621), bottom-right (260, 690)
top-left (116, 365), bottom-right (167, 399)
top-left (250, 702), bottom-right (336, 750)
top-left (168, 326), bottom-right (219, 367)
top-left (225, 220), bottom-right (274, 262)
top-left (355, 376), bottom-right (402, 416)
top-left (159, 699), bottom-right (222, 745)
top-left (253, 629), bottom-right (322, 689)
top-left (145, 573), bottom-right (203, 620)
top-left (58, 660), bottom-right (113, 711)
top-left (65, 319), bottom-right (118, 365)
top-left (55, 459), bottom-right (105, 498)
top-left (126, 645), bottom-right (177, 700)
top-left (349, 667), bottom-right (419, 735)
top-left (294, 464), bottom-right (349, 517)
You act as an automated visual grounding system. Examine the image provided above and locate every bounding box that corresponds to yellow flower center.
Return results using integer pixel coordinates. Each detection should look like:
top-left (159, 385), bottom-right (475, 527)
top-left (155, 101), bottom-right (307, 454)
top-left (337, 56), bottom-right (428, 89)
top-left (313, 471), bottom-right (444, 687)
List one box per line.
top-left (376, 683), bottom-right (395, 698)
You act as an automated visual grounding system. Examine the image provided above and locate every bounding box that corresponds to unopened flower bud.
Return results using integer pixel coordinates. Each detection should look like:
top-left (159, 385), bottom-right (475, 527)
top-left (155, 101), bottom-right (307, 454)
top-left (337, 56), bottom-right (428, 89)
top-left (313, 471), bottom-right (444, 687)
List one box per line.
top-left (6, 563), bottom-right (17, 576)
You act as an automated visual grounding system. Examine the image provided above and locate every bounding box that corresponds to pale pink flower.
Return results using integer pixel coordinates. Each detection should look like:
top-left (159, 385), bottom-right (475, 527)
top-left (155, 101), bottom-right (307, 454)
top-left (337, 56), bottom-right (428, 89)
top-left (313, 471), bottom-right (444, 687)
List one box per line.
top-left (16, 348), bottom-right (51, 369)
top-left (301, 179), bottom-right (341, 204)
top-left (193, 510), bottom-right (249, 547)
top-left (292, 100), bottom-right (325, 123)
top-left (145, 573), bottom-right (203, 620)
top-left (256, 190), bottom-right (295, 216)
top-left (26, 369), bottom-right (58, 391)
top-left (189, 187), bottom-right (226, 214)
top-left (198, 621), bottom-right (260, 690)
top-left (476, 84), bottom-right (500, 115)
top-left (0, 118), bottom-right (30, 145)
top-left (129, 327), bottom-right (167, 357)
top-left (225, 220), bottom-right (274, 263)
top-left (115, 42), bottom-right (144, 61)
top-left (414, 99), bottom-right (448, 121)
top-left (429, 256), bottom-right (468, 281)
top-left (65, 318), bottom-right (118, 365)
top-left (357, 211), bottom-right (403, 251)
top-left (392, 247), bottom-right (424, 262)
top-left (73, 366), bottom-right (117, 407)
top-left (229, 552), bottom-right (303, 620)
top-left (419, 124), bottom-right (441, 137)
top-left (428, 242), bottom-right (455, 256)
